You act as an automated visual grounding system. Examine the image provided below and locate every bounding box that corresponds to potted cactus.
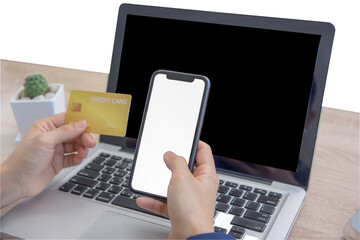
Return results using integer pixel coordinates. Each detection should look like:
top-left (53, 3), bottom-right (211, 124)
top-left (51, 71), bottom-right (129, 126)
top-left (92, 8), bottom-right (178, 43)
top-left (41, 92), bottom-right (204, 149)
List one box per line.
top-left (10, 73), bottom-right (65, 141)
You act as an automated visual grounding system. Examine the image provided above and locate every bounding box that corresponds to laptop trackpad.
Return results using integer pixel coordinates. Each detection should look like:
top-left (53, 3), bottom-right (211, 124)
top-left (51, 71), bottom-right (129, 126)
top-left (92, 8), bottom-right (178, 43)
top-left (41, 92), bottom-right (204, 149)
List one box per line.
top-left (78, 210), bottom-right (170, 239)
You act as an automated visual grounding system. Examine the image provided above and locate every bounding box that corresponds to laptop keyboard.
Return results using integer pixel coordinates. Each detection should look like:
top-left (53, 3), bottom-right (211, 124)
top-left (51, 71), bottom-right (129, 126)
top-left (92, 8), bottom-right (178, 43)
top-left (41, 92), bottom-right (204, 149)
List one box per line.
top-left (214, 180), bottom-right (282, 238)
top-left (59, 152), bottom-right (283, 239)
top-left (59, 152), bottom-right (159, 216)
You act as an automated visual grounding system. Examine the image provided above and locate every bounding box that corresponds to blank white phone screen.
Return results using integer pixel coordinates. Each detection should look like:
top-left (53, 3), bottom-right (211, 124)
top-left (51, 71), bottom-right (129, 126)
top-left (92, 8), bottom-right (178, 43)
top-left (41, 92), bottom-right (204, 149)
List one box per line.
top-left (131, 73), bottom-right (205, 198)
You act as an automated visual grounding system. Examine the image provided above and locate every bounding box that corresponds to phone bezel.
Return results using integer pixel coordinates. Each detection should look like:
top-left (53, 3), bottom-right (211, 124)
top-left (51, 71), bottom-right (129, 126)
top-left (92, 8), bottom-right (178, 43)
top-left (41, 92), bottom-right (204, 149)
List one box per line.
top-left (129, 69), bottom-right (210, 201)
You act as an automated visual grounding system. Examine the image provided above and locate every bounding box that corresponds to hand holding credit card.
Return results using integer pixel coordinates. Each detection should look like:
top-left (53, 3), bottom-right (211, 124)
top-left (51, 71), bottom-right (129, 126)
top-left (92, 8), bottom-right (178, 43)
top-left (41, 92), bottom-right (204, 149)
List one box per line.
top-left (65, 90), bottom-right (131, 137)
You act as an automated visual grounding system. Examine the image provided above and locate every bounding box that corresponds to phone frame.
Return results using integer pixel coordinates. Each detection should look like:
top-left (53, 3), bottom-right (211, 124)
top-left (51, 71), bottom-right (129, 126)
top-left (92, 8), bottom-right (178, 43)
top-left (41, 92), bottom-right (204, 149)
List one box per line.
top-left (129, 69), bottom-right (210, 201)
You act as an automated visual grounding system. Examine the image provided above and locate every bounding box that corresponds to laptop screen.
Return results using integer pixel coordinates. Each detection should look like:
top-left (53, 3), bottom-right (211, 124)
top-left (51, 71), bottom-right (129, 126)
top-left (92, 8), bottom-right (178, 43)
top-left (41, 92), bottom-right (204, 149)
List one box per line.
top-left (104, 4), bottom-right (334, 188)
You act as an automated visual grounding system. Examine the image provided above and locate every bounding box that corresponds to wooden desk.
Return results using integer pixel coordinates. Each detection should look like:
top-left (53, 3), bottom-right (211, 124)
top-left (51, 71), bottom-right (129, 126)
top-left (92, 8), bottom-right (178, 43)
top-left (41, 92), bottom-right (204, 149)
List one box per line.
top-left (1, 60), bottom-right (359, 239)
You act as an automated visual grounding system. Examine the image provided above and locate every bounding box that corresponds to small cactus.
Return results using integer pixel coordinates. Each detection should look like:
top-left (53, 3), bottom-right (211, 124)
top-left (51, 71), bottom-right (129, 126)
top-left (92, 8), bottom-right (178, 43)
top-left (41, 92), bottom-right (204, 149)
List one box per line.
top-left (24, 74), bottom-right (49, 99)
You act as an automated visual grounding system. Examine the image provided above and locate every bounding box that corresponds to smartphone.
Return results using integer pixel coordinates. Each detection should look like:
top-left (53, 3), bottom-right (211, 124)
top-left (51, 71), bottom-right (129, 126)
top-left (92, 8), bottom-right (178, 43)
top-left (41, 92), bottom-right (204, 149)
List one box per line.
top-left (129, 70), bottom-right (210, 200)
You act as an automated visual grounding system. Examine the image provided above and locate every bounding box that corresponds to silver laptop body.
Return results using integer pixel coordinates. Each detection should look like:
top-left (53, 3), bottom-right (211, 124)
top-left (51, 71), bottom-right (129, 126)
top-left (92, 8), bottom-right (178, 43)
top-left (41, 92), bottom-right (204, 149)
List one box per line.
top-left (0, 4), bottom-right (334, 239)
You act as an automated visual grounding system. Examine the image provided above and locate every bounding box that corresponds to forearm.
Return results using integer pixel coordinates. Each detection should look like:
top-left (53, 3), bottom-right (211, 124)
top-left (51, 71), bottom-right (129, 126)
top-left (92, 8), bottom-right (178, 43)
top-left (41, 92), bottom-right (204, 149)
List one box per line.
top-left (1, 160), bottom-right (25, 208)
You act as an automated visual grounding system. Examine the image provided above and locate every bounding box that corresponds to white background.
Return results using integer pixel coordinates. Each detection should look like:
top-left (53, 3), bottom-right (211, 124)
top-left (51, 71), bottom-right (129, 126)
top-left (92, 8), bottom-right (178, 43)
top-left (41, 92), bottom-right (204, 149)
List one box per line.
top-left (1, 0), bottom-right (359, 113)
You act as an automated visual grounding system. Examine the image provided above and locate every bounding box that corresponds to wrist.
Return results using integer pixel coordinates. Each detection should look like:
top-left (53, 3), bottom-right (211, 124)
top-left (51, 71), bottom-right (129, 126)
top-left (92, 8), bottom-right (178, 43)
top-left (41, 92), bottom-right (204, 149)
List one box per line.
top-left (174, 218), bottom-right (214, 239)
top-left (1, 159), bottom-right (26, 208)
top-left (192, 221), bottom-right (214, 236)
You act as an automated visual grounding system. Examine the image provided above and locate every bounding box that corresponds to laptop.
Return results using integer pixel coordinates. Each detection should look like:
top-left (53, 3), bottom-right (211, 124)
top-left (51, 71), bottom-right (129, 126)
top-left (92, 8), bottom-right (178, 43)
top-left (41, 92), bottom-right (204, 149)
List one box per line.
top-left (0, 4), bottom-right (334, 240)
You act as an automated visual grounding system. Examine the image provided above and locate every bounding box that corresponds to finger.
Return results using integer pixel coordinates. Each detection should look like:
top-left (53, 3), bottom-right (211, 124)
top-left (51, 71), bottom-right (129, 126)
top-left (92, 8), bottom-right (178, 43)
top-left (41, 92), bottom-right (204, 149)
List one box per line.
top-left (194, 141), bottom-right (217, 176)
top-left (63, 143), bottom-right (89, 168)
top-left (64, 133), bottom-right (96, 148)
top-left (48, 112), bottom-right (67, 128)
top-left (64, 139), bottom-right (93, 157)
top-left (63, 153), bottom-right (83, 168)
top-left (26, 112), bottom-right (67, 137)
top-left (75, 142), bottom-right (88, 159)
top-left (163, 151), bottom-right (191, 176)
top-left (80, 133), bottom-right (97, 148)
top-left (136, 197), bottom-right (169, 218)
top-left (64, 142), bottom-right (76, 153)
top-left (45, 119), bottom-right (87, 145)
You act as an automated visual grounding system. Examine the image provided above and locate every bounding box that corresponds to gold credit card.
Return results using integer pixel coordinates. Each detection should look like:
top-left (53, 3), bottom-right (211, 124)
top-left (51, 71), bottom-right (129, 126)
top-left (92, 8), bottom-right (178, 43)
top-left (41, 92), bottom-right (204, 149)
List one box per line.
top-left (65, 90), bottom-right (131, 137)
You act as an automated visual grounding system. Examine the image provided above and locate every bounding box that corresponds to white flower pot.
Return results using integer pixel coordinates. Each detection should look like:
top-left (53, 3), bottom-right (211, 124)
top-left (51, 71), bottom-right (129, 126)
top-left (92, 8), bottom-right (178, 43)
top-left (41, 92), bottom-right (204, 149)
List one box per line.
top-left (10, 83), bottom-right (66, 140)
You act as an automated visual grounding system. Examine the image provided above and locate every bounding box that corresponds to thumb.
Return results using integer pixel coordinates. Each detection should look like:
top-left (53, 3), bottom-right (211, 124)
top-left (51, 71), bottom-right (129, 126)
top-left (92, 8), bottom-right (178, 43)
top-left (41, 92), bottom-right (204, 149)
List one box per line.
top-left (46, 119), bottom-right (87, 145)
top-left (163, 151), bottom-right (191, 175)
top-left (136, 197), bottom-right (169, 218)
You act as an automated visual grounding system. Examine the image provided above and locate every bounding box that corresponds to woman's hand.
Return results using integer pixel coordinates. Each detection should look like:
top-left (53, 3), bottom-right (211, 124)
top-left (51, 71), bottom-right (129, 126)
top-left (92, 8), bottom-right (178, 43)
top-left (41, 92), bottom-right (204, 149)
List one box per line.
top-left (1, 112), bottom-right (96, 208)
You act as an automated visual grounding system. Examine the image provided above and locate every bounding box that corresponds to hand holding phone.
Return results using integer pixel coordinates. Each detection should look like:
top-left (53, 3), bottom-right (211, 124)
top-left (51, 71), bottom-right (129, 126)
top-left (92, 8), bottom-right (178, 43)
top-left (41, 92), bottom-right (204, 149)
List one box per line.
top-left (129, 70), bottom-right (210, 200)
top-left (136, 141), bottom-right (219, 239)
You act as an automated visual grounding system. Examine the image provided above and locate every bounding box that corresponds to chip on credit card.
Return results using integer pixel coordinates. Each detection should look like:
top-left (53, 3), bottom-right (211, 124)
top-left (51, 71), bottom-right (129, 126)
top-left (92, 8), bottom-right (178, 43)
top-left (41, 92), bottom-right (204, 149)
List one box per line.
top-left (65, 90), bottom-right (131, 137)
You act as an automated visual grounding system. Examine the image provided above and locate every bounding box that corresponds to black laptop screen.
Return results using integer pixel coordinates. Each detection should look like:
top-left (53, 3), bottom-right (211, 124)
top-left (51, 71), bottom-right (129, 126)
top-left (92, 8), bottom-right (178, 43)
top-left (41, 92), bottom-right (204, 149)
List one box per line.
top-left (115, 14), bottom-right (321, 173)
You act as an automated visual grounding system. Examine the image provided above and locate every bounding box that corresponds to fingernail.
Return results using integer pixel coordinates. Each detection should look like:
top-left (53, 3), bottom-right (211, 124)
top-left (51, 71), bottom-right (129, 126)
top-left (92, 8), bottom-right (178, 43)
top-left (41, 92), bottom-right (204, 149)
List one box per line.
top-left (164, 151), bottom-right (175, 160)
top-left (75, 119), bottom-right (86, 128)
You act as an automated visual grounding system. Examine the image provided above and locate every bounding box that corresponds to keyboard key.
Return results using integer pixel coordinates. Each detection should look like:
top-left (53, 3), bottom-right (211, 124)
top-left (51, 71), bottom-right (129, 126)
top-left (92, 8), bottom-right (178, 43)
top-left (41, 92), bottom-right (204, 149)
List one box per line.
top-left (96, 182), bottom-right (111, 191)
top-left (231, 198), bottom-right (246, 207)
top-left (98, 174), bottom-right (112, 182)
top-left (126, 165), bottom-right (133, 171)
top-left (102, 167), bottom-right (116, 175)
top-left (219, 179), bottom-right (224, 185)
top-left (77, 169), bottom-right (100, 179)
top-left (260, 204), bottom-right (275, 215)
top-left (59, 182), bottom-right (76, 192)
top-left (243, 210), bottom-right (271, 223)
top-left (69, 176), bottom-right (98, 187)
top-left (83, 189), bottom-right (100, 199)
top-left (269, 191), bottom-right (283, 198)
top-left (92, 156), bottom-right (106, 164)
top-left (231, 216), bottom-right (266, 232)
top-left (121, 179), bottom-right (129, 187)
top-left (108, 186), bottom-right (123, 194)
top-left (115, 162), bottom-right (128, 169)
top-left (243, 191), bottom-right (257, 201)
top-left (228, 231), bottom-right (243, 239)
top-left (215, 203), bottom-right (230, 212)
top-left (104, 159), bottom-right (117, 167)
top-left (214, 226), bottom-right (227, 233)
top-left (217, 194), bottom-right (232, 203)
top-left (218, 186), bottom-right (230, 194)
top-left (120, 189), bottom-right (133, 198)
top-left (225, 181), bottom-right (238, 188)
top-left (96, 191), bottom-right (115, 203)
top-left (71, 185), bottom-right (88, 195)
top-left (110, 155), bottom-right (123, 161)
top-left (85, 163), bottom-right (104, 172)
top-left (229, 189), bottom-right (243, 197)
top-left (254, 188), bottom-right (267, 195)
top-left (230, 226), bottom-right (246, 234)
top-left (239, 185), bottom-right (252, 191)
top-left (99, 153), bottom-right (111, 158)
top-left (228, 206), bottom-right (244, 216)
top-left (110, 177), bottom-right (123, 185)
top-left (257, 195), bottom-right (279, 206)
top-left (123, 158), bottom-right (133, 163)
top-left (245, 201), bottom-right (260, 211)
top-left (114, 170), bottom-right (127, 177)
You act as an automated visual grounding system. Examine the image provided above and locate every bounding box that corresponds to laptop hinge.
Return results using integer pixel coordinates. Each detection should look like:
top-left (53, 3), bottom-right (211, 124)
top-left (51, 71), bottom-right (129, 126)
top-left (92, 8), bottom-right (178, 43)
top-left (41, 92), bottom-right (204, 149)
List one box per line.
top-left (216, 169), bottom-right (273, 185)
